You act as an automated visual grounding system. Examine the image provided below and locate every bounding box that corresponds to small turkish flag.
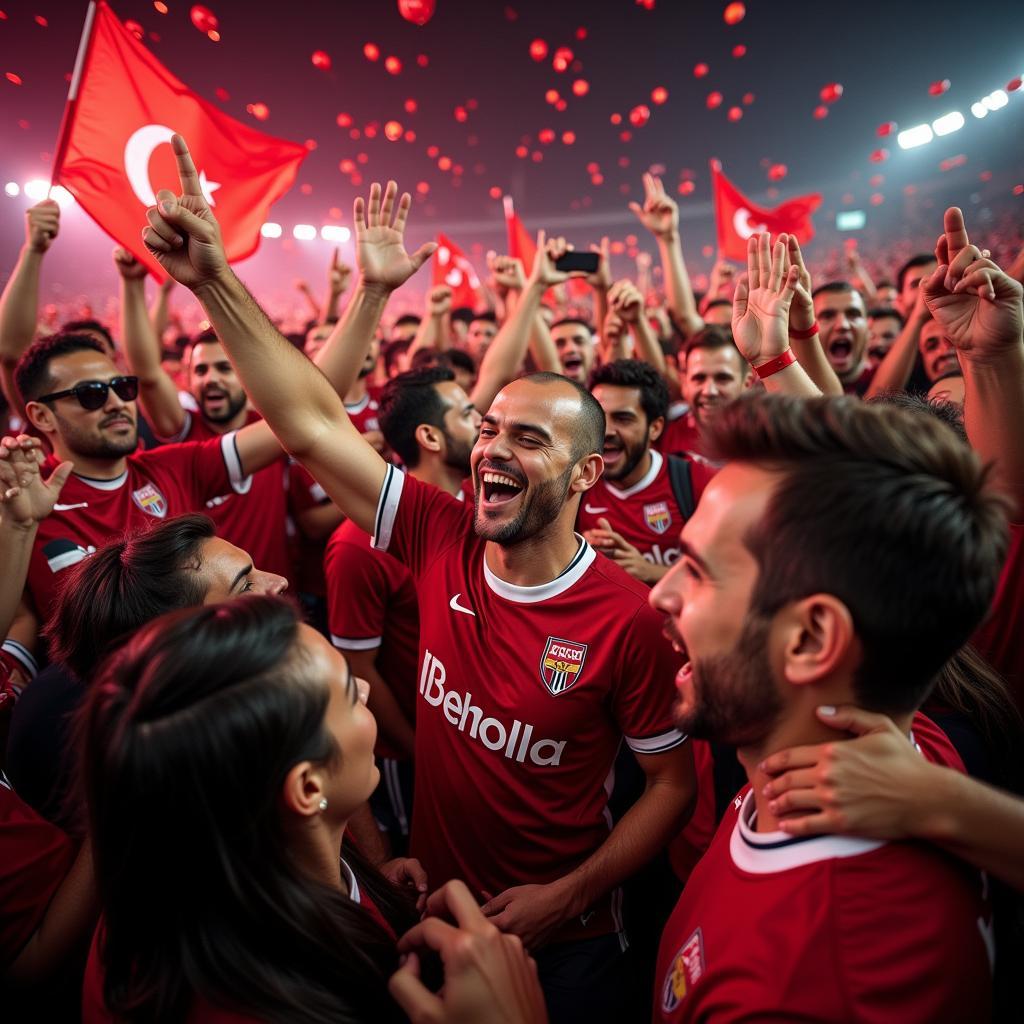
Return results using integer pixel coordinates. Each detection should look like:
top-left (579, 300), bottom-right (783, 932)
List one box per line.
top-left (53, 1), bottom-right (307, 277)
top-left (711, 160), bottom-right (821, 262)
top-left (504, 196), bottom-right (589, 302)
top-left (433, 233), bottom-right (482, 310)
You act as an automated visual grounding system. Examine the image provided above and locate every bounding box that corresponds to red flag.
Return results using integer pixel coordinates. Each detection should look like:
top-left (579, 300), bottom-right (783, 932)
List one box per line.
top-left (710, 160), bottom-right (821, 262)
top-left (503, 196), bottom-right (590, 301)
top-left (52, 1), bottom-right (307, 277)
top-left (433, 233), bottom-right (482, 310)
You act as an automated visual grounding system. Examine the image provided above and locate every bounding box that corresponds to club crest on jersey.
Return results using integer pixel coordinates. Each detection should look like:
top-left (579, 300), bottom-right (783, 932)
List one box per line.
top-left (661, 927), bottom-right (706, 1013)
top-left (644, 500), bottom-right (672, 535)
top-left (132, 483), bottom-right (168, 519)
top-left (540, 637), bottom-right (588, 696)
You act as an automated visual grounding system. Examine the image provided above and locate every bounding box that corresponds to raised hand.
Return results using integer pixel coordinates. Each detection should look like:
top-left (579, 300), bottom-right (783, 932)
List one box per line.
top-left (708, 258), bottom-right (736, 300)
top-left (921, 207), bottom-right (1024, 361)
top-left (586, 236), bottom-right (613, 291)
top-left (786, 236), bottom-right (815, 333)
top-left (487, 253), bottom-right (527, 294)
top-left (354, 180), bottom-right (436, 294)
top-left (113, 247), bottom-right (148, 280)
top-left (608, 279), bottom-right (644, 323)
top-left (628, 173), bottom-right (678, 241)
top-left (527, 232), bottom-right (570, 289)
top-left (328, 247), bottom-right (352, 296)
top-left (0, 435), bottom-right (73, 528)
top-left (426, 284), bottom-right (453, 319)
top-left (141, 134), bottom-right (228, 289)
top-left (25, 199), bottom-right (60, 254)
top-left (732, 233), bottom-right (800, 368)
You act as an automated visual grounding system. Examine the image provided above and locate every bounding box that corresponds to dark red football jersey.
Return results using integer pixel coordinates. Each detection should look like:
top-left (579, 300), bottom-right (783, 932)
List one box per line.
top-left (325, 517), bottom-right (420, 760)
top-left (373, 467), bottom-right (686, 942)
top-left (168, 408), bottom-right (291, 582)
top-left (345, 385), bottom-right (382, 436)
top-left (27, 436), bottom-right (239, 620)
top-left (0, 772), bottom-right (77, 968)
top-left (655, 410), bottom-right (702, 457)
top-left (576, 451), bottom-right (716, 570)
top-left (654, 713), bottom-right (992, 1023)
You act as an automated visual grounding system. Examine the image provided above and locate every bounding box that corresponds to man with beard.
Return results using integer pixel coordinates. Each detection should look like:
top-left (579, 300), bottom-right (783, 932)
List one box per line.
top-left (918, 315), bottom-right (961, 383)
top-left (326, 365), bottom-right (480, 852)
top-left (812, 281), bottom-right (872, 394)
top-left (146, 137), bottom-right (695, 1023)
top-left (9, 332), bottom-right (285, 627)
top-left (648, 393), bottom-right (1006, 1023)
top-left (579, 360), bottom-right (716, 584)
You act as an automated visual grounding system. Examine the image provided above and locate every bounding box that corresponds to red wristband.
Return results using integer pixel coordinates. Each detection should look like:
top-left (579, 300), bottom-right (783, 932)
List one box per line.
top-left (754, 349), bottom-right (797, 379)
top-left (788, 322), bottom-right (819, 340)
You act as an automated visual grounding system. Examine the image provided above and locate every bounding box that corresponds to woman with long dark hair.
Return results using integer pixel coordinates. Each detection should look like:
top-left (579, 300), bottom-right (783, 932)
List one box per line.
top-left (80, 595), bottom-right (415, 1023)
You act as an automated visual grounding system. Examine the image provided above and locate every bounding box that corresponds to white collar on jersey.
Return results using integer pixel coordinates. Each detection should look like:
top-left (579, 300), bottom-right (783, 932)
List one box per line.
top-left (345, 392), bottom-right (372, 415)
top-left (339, 858), bottom-right (362, 905)
top-left (729, 788), bottom-right (885, 874)
top-left (604, 448), bottom-right (663, 500)
top-left (73, 468), bottom-right (129, 491)
top-left (483, 535), bottom-right (596, 604)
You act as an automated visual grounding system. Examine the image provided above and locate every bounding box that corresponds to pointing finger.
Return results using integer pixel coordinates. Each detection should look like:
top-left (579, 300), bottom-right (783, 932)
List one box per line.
top-left (170, 134), bottom-right (204, 202)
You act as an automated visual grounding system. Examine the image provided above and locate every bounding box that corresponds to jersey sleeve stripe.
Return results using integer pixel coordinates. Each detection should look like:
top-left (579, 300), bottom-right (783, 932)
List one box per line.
top-left (1, 639), bottom-right (38, 680)
top-left (221, 432), bottom-right (254, 495)
top-left (371, 464), bottom-right (404, 553)
top-left (625, 728), bottom-right (687, 754)
top-left (330, 634), bottom-right (382, 651)
top-left (161, 408), bottom-right (192, 444)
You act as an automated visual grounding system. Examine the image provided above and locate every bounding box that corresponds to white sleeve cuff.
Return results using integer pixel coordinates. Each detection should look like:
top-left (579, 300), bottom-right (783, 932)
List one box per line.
top-left (371, 464), bottom-right (405, 553)
top-left (625, 728), bottom-right (687, 755)
top-left (331, 634), bottom-right (382, 651)
top-left (221, 431), bottom-right (253, 495)
top-left (2, 639), bottom-right (38, 680)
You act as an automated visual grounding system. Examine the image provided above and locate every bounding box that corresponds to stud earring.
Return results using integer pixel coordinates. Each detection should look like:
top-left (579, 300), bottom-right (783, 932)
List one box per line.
top-left (318, 798), bottom-right (328, 812)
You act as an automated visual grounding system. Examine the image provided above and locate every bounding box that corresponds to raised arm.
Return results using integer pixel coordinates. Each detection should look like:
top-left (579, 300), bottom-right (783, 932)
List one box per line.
top-left (732, 233), bottom-right (821, 398)
top-left (610, 278), bottom-right (667, 376)
top-left (408, 285), bottom-right (453, 359)
top-left (141, 136), bottom-right (429, 534)
top-left (323, 247), bottom-right (352, 324)
top-left (630, 174), bottom-right (703, 338)
top-left (786, 237), bottom-right (843, 396)
top-left (0, 200), bottom-right (60, 417)
top-left (921, 207), bottom-right (1024, 519)
top-left (864, 283), bottom-right (930, 398)
top-left (149, 276), bottom-right (175, 340)
top-left (469, 235), bottom-right (568, 412)
top-left (115, 248), bottom-right (187, 438)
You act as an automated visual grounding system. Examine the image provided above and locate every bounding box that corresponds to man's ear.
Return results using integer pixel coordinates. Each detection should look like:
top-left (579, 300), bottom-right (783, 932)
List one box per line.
top-left (414, 422), bottom-right (443, 456)
top-left (778, 594), bottom-right (858, 687)
top-left (648, 415), bottom-right (665, 444)
top-left (281, 759), bottom-right (328, 819)
top-left (24, 399), bottom-right (56, 436)
top-left (571, 452), bottom-right (604, 494)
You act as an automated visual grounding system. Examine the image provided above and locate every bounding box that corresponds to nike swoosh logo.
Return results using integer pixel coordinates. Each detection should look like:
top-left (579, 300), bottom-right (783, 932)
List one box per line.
top-left (53, 502), bottom-right (89, 511)
top-left (580, 911), bottom-right (596, 926)
top-left (449, 593), bottom-right (476, 617)
top-left (584, 504), bottom-right (609, 514)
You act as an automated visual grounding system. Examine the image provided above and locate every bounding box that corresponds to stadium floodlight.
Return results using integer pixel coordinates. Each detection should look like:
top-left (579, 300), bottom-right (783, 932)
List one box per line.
top-left (932, 111), bottom-right (965, 136)
top-left (4, 182), bottom-right (19, 197)
top-left (971, 101), bottom-right (989, 119)
top-left (897, 124), bottom-right (934, 149)
top-left (320, 225), bottom-right (351, 242)
top-left (983, 89), bottom-right (1008, 110)
top-left (292, 224), bottom-right (317, 241)
top-left (23, 179), bottom-right (50, 201)
top-left (260, 222), bottom-right (283, 238)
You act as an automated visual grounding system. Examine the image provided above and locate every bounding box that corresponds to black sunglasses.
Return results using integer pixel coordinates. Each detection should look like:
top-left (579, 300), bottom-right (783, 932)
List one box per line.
top-left (37, 375), bottom-right (139, 411)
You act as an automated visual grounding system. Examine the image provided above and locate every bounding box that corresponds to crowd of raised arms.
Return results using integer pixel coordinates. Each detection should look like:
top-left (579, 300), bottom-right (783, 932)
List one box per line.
top-left (2, 133), bottom-right (1024, 1024)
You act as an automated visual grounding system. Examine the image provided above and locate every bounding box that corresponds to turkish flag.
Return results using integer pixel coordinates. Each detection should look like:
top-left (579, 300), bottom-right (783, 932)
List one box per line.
top-left (711, 160), bottom-right (821, 262)
top-left (52, 1), bottom-right (307, 277)
top-left (433, 233), bottom-right (482, 310)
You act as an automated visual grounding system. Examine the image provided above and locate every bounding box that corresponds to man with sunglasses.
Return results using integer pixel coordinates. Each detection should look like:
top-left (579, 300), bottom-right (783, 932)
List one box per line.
top-left (9, 331), bottom-right (286, 631)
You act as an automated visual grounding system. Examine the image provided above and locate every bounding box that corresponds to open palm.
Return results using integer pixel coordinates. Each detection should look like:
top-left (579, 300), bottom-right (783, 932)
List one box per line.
top-left (732, 233), bottom-right (799, 367)
top-left (355, 181), bottom-right (435, 291)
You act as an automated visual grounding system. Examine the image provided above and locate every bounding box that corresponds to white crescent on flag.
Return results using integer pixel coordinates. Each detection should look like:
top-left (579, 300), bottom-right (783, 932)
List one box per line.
top-left (733, 208), bottom-right (767, 240)
top-left (123, 124), bottom-right (221, 207)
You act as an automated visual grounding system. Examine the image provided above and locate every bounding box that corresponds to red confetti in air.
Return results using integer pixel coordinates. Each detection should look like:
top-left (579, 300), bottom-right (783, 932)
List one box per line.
top-left (532, 151), bottom-right (543, 163)
top-left (1013, 185), bottom-right (1024, 196)
top-left (364, 124), bottom-right (378, 139)
top-left (207, 29), bottom-right (220, 42)
top-left (869, 174), bottom-right (884, 187)
top-left (299, 183), bottom-right (313, 196)
top-left (364, 42), bottom-right (380, 61)
top-left (416, 181), bottom-right (430, 195)
top-left (553, 47), bottom-right (573, 73)
top-left (728, 106), bottom-right (743, 121)
top-left (437, 156), bottom-right (452, 171)
top-left (427, 144), bottom-right (440, 157)
top-left (573, 79), bottom-right (590, 97)
top-left (304, 139), bottom-right (317, 151)
top-left (398, 0), bottom-right (436, 26)
top-left (743, 92), bottom-right (755, 105)
top-left (576, 26), bottom-right (588, 40)
top-left (312, 50), bottom-right (331, 71)
top-left (545, 89), bottom-right (560, 104)
top-left (17, 118), bottom-right (29, 129)
top-left (694, 63), bottom-right (709, 78)
top-left (336, 112), bottom-right (353, 127)
top-left (651, 86), bottom-right (669, 105)
top-left (384, 121), bottom-right (403, 141)
top-left (768, 164), bottom-right (787, 181)
top-left (404, 130), bottom-right (417, 142)
top-left (515, 145), bottom-right (528, 158)
top-left (732, 44), bottom-right (746, 58)
top-left (979, 170), bottom-right (993, 181)
top-left (34, 14), bottom-right (48, 26)
top-left (404, 98), bottom-right (417, 114)
top-left (356, 152), bottom-right (369, 164)
top-left (636, 0), bottom-right (655, 9)
top-left (246, 102), bottom-right (269, 121)
top-left (489, 186), bottom-right (502, 199)
top-left (154, 2), bottom-right (168, 12)
top-left (618, 156), bottom-right (631, 168)
top-left (1007, 77), bottom-right (1022, 92)
top-left (417, 53), bottom-right (429, 67)
top-left (538, 128), bottom-right (556, 144)
top-left (820, 82), bottom-right (843, 104)
top-left (706, 91), bottom-right (723, 110)
top-left (124, 19), bottom-right (144, 39)
top-left (813, 105), bottom-right (829, 119)
top-left (385, 56), bottom-right (402, 75)
top-left (190, 5), bottom-right (217, 34)
top-left (349, 128), bottom-right (361, 140)
top-left (562, 130), bottom-right (576, 145)
top-left (619, 130), bottom-right (632, 142)
top-left (214, 87), bottom-right (230, 102)
top-left (455, 106), bottom-right (468, 122)
top-left (870, 193), bottom-right (885, 205)
top-left (5, 72), bottom-right (22, 85)
top-left (610, 112), bottom-right (622, 124)
top-left (723, 2), bottom-right (745, 25)
top-left (592, 173), bottom-right (604, 185)
top-left (587, 162), bottom-right (600, 173)
top-left (678, 180), bottom-right (695, 195)
top-left (869, 148), bottom-right (889, 163)
top-left (629, 104), bottom-right (650, 126)
top-left (876, 121), bottom-right (896, 137)
top-left (339, 159), bottom-right (355, 174)
top-left (928, 79), bottom-right (950, 96)
top-left (555, 99), bottom-right (568, 111)
top-left (529, 39), bottom-right (548, 61)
